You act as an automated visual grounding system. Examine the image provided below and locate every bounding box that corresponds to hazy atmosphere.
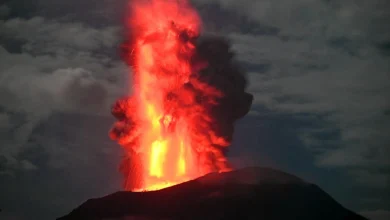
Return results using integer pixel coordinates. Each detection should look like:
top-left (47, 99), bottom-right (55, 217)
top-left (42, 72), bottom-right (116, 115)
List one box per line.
top-left (0, 0), bottom-right (389, 219)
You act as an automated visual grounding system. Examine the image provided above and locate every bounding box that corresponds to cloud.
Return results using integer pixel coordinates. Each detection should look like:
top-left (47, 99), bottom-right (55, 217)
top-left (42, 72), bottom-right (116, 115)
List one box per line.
top-left (0, 16), bottom-right (129, 174)
top-left (360, 210), bottom-right (390, 220)
top-left (235, 33), bottom-right (389, 177)
top-left (0, 4), bottom-right (10, 18)
top-left (349, 170), bottom-right (389, 189)
top-left (194, 0), bottom-right (390, 41)
top-left (1, 16), bottom-right (120, 52)
top-left (192, 0), bottom-right (390, 188)
top-left (0, 112), bottom-right (10, 128)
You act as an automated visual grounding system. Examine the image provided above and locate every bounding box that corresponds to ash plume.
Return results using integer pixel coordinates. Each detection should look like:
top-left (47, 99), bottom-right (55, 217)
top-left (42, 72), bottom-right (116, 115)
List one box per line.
top-left (192, 35), bottom-right (253, 143)
top-left (108, 0), bottom-right (253, 190)
top-left (184, 35), bottom-right (254, 171)
top-left (110, 32), bottom-right (253, 189)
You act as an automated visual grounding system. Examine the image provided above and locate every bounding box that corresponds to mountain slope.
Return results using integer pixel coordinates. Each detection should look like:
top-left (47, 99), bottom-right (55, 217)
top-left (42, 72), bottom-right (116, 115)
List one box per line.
top-left (58, 167), bottom-right (367, 220)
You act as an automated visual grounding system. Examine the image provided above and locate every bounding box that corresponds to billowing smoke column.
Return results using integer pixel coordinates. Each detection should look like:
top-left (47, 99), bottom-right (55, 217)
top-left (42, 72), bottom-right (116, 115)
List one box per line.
top-left (110, 0), bottom-right (253, 191)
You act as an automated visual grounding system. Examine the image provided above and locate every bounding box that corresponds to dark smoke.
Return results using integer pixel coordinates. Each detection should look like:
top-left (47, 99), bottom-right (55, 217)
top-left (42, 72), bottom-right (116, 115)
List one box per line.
top-left (193, 36), bottom-right (253, 142)
top-left (110, 33), bottom-right (253, 190)
top-left (188, 35), bottom-right (253, 170)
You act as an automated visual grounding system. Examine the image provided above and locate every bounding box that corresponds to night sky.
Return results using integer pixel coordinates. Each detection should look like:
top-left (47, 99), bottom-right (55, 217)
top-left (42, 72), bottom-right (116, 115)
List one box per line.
top-left (0, 0), bottom-right (389, 219)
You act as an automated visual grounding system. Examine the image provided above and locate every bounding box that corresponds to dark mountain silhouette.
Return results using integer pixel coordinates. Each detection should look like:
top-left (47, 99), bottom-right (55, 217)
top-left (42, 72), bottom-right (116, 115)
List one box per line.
top-left (58, 167), bottom-right (367, 220)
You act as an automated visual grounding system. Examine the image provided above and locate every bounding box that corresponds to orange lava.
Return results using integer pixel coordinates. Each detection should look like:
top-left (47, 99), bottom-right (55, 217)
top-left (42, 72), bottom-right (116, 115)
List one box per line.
top-left (112, 0), bottom-right (231, 191)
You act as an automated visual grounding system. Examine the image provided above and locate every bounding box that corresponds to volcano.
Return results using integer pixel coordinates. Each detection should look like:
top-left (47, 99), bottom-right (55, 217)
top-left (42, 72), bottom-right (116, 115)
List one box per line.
top-left (64, 1), bottom-right (367, 219)
top-left (57, 167), bottom-right (366, 220)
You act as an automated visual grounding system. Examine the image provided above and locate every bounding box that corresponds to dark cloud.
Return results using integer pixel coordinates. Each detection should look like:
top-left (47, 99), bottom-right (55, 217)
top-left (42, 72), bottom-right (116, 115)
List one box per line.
top-left (0, 1), bottom-right (37, 19)
top-left (195, 2), bottom-right (280, 36)
top-left (0, 112), bottom-right (122, 219)
top-left (376, 41), bottom-right (390, 57)
top-left (1, 0), bottom-right (127, 25)
top-left (0, 6), bottom-right (129, 177)
top-left (0, 4), bottom-right (10, 18)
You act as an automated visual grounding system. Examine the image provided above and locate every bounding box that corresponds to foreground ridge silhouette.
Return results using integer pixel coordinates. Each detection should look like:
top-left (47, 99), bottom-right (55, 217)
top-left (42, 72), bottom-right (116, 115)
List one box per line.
top-left (58, 167), bottom-right (367, 220)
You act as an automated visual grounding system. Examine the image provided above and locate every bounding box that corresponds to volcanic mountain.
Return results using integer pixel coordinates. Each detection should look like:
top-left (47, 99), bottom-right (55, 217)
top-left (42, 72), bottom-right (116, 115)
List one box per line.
top-left (57, 167), bottom-right (366, 220)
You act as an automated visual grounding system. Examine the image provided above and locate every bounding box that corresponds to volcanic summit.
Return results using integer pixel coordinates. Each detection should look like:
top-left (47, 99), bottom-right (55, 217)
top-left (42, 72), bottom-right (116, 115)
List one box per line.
top-left (58, 167), bottom-right (367, 220)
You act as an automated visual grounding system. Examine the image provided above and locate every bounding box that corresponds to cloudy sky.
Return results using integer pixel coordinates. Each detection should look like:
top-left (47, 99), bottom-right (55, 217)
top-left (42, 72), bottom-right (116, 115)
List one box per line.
top-left (0, 0), bottom-right (389, 219)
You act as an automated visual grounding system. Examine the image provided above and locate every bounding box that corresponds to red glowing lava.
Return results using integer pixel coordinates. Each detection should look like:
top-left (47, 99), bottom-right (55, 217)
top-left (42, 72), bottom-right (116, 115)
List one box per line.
top-left (110, 0), bottom-right (233, 191)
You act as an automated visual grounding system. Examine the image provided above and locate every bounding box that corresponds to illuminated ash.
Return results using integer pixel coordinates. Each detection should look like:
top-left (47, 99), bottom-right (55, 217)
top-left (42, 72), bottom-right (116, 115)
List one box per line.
top-left (110, 0), bottom-right (253, 191)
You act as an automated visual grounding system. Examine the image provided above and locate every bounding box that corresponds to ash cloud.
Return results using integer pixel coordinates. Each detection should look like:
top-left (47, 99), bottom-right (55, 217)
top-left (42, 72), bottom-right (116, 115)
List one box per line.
top-left (193, 35), bottom-right (253, 142)
top-left (110, 32), bottom-right (253, 189)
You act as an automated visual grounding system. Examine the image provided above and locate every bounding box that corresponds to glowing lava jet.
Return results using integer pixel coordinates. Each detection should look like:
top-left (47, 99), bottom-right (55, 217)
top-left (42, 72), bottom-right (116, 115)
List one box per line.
top-left (110, 0), bottom-right (253, 191)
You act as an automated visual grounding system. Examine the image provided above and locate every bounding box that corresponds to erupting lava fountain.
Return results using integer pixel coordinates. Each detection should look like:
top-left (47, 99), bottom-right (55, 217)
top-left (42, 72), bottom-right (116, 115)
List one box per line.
top-left (109, 0), bottom-right (253, 192)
